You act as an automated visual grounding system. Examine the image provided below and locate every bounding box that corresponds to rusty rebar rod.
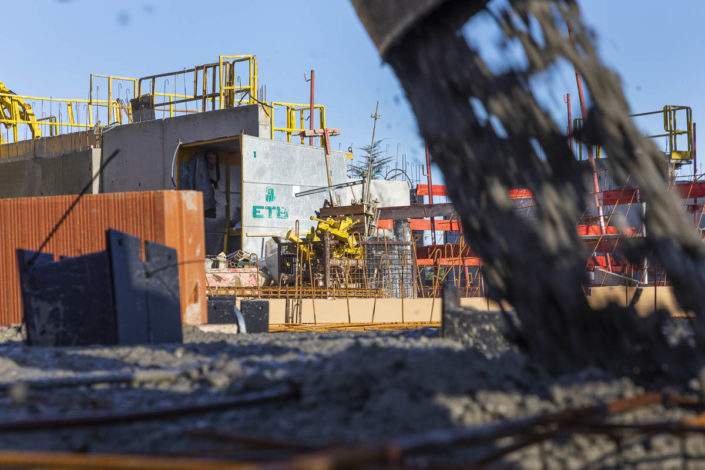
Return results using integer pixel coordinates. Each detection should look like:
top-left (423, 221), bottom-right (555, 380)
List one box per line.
top-left (0, 449), bottom-right (255, 470)
top-left (0, 386), bottom-right (294, 433)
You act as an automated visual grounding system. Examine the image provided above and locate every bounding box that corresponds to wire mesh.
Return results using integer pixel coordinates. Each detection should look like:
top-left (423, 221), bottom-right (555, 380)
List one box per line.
top-left (273, 238), bottom-right (417, 298)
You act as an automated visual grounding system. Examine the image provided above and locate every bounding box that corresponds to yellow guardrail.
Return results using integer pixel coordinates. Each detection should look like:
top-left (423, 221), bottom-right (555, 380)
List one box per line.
top-left (573, 105), bottom-right (693, 162)
top-left (0, 94), bottom-right (128, 142)
top-left (137, 55), bottom-right (258, 117)
top-left (270, 102), bottom-right (326, 146)
top-left (1, 55), bottom-right (330, 147)
top-left (219, 55), bottom-right (258, 108)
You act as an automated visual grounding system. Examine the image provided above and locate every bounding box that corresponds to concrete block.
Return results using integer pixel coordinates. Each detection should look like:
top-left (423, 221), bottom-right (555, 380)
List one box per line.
top-left (197, 324), bottom-right (239, 334)
top-left (131, 95), bottom-right (156, 122)
top-left (17, 250), bottom-right (58, 346)
top-left (144, 240), bottom-right (183, 343)
top-left (240, 300), bottom-right (269, 333)
top-left (441, 285), bottom-right (511, 354)
top-left (20, 251), bottom-right (118, 347)
top-left (107, 229), bottom-right (148, 344)
top-left (207, 296), bottom-right (238, 324)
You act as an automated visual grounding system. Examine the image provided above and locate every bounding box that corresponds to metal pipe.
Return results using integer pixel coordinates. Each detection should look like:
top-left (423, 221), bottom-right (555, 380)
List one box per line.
top-left (565, 93), bottom-right (573, 154)
top-left (425, 145), bottom-right (437, 245)
top-left (295, 179), bottom-right (363, 197)
top-left (694, 122), bottom-right (699, 231)
top-left (0, 386), bottom-right (293, 433)
top-left (0, 450), bottom-right (251, 470)
top-left (309, 70), bottom-right (314, 146)
top-left (364, 101), bottom-right (381, 207)
top-left (694, 122), bottom-right (698, 184)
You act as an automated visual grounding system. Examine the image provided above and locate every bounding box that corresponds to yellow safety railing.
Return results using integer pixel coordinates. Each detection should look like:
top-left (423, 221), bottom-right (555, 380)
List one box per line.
top-left (89, 74), bottom-right (137, 125)
top-left (136, 55), bottom-right (258, 117)
top-left (138, 62), bottom-right (218, 115)
top-left (1, 55), bottom-right (336, 148)
top-left (0, 95), bottom-right (126, 141)
top-left (573, 105), bottom-right (693, 162)
top-left (270, 102), bottom-right (326, 146)
top-left (632, 105), bottom-right (693, 160)
top-left (1, 74), bottom-right (135, 144)
top-left (219, 55), bottom-right (258, 108)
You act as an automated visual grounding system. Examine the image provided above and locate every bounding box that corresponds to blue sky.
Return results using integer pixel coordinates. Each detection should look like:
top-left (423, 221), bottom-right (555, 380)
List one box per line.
top-left (2, 0), bottom-right (704, 179)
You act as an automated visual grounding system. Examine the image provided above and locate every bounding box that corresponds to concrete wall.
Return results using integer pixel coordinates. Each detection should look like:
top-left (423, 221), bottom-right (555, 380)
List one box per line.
top-left (266, 298), bottom-right (443, 324)
top-left (241, 135), bottom-right (348, 257)
top-left (338, 179), bottom-right (411, 207)
top-left (101, 105), bottom-right (270, 193)
top-left (0, 131), bottom-right (97, 160)
top-left (586, 285), bottom-right (689, 317)
top-left (0, 148), bottom-right (101, 198)
top-left (256, 285), bottom-right (689, 325)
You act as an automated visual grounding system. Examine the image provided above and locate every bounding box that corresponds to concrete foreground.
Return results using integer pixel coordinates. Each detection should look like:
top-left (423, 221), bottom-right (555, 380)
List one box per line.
top-left (0, 325), bottom-right (701, 468)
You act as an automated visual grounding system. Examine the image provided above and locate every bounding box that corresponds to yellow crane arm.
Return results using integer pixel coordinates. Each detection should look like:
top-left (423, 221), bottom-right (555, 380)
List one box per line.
top-left (0, 80), bottom-right (41, 142)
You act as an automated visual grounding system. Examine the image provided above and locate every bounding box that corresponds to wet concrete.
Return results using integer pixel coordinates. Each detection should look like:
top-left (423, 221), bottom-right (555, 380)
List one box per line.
top-left (0, 325), bottom-right (701, 468)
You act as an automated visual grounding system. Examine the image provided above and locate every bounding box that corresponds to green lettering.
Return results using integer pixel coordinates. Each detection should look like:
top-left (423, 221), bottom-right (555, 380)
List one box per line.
top-left (252, 206), bottom-right (264, 218)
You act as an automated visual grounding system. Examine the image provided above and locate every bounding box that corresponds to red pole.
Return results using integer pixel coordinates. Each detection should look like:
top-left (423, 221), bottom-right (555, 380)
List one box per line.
top-left (425, 145), bottom-right (437, 245)
top-left (565, 93), bottom-right (573, 154)
top-left (309, 70), bottom-right (315, 146)
top-left (568, 23), bottom-right (606, 236)
top-left (458, 217), bottom-right (470, 296)
top-left (693, 122), bottom-right (698, 226)
top-left (694, 122), bottom-right (697, 183)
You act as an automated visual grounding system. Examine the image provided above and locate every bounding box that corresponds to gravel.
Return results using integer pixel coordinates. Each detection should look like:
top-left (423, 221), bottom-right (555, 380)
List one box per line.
top-left (0, 323), bottom-right (701, 468)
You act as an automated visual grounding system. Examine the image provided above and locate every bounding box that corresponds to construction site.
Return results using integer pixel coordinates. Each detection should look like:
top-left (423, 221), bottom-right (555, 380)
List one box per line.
top-left (4, 0), bottom-right (705, 468)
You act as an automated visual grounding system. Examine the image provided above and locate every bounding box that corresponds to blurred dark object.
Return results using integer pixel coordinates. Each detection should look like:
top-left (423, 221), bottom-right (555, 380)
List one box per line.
top-left (352, 0), bottom-right (705, 380)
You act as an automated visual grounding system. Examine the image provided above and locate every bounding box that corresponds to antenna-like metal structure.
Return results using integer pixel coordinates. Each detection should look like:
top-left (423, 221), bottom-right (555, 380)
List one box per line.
top-left (363, 101), bottom-right (381, 206)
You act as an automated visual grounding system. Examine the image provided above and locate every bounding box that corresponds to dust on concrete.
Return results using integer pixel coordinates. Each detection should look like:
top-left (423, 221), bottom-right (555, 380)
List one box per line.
top-left (0, 324), bottom-right (701, 467)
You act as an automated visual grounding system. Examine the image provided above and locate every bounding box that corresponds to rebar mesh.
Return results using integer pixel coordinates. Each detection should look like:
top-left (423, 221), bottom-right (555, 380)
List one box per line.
top-left (274, 239), bottom-right (416, 298)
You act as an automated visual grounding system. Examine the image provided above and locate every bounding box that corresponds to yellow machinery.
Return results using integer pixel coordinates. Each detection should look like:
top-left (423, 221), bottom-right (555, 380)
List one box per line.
top-left (286, 216), bottom-right (362, 260)
top-left (0, 80), bottom-right (41, 143)
top-left (0, 77), bottom-right (135, 144)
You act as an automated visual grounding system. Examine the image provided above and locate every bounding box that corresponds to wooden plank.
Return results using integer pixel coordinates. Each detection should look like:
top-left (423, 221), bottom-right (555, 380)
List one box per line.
top-left (378, 203), bottom-right (455, 219)
top-left (319, 204), bottom-right (367, 217)
top-left (377, 219), bottom-right (460, 231)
